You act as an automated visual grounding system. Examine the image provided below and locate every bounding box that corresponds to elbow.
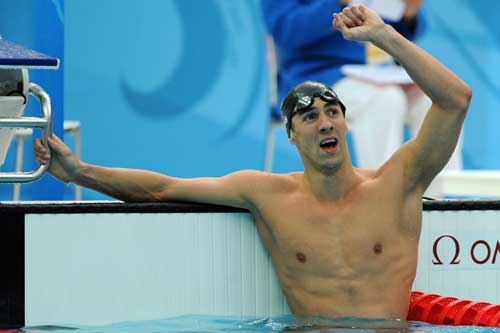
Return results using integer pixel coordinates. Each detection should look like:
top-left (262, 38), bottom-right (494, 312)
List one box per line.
top-left (152, 183), bottom-right (173, 202)
top-left (450, 84), bottom-right (472, 114)
top-left (465, 85), bottom-right (473, 105)
top-left (151, 189), bottom-right (168, 202)
top-left (459, 85), bottom-right (473, 113)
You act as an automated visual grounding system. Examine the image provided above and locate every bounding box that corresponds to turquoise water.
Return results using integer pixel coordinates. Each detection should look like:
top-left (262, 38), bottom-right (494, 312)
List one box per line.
top-left (18, 316), bottom-right (500, 333)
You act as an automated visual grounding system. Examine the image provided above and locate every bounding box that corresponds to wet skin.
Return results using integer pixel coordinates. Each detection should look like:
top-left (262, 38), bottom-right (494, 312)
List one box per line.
top-left (244, 100), bottom-right (423, 318)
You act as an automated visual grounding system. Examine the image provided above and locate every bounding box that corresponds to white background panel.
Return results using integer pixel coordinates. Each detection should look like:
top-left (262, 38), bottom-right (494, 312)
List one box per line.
top-left (26, 210), bottom-right (499, 325)
top-left (25, 213), bottom-right (288, 326)
top-left (414, 210), bottom-right (500, 303)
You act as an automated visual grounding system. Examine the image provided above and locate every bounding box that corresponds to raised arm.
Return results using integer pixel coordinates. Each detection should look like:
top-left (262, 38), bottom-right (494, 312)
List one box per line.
top-left (333, 5), bottom-right (472, 192)
top-left (33, 136), bottom-right (259, 209)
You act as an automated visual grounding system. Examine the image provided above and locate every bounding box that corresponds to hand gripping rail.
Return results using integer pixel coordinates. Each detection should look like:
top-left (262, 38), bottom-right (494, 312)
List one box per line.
top-left (0, 83), bottom-right (52, 183)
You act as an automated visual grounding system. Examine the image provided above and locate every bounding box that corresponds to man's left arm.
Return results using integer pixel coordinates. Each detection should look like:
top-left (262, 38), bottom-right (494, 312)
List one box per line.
top-left (334, 5), bottom-right (472, 193)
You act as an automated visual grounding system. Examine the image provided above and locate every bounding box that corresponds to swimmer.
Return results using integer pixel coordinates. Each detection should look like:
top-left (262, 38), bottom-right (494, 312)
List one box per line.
top-left (34, 5), bottom-right (471, 320)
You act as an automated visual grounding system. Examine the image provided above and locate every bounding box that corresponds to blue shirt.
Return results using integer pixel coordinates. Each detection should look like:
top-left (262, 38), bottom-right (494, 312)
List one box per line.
top-left (261, 0), bottom-right (425, 116)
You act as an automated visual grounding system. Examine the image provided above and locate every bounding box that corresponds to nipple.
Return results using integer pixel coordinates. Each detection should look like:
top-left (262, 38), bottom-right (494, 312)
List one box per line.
top-left (296, 252), bottom-right (307, 263)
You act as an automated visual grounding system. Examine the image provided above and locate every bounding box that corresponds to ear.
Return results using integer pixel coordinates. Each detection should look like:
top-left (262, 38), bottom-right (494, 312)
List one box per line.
top-left (342, 114), bottom-right (349, 131)
top-left (289, 129), bottom-right (296, 145)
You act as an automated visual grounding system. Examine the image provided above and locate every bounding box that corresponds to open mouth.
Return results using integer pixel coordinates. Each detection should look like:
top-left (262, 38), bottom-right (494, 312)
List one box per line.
top-left (319, 138), bottom-right (338, 153)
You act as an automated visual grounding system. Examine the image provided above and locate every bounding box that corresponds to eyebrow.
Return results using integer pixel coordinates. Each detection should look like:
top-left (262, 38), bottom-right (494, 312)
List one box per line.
top-left (297, 107), bottom-right (317, 115)
top-left (324, 101), bottom-right (339, 108)
top-left (299, 102), bottom-right (339, 114)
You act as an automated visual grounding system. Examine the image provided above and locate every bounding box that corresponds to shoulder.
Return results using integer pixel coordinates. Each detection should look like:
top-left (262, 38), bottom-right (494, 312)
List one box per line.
top-left (364, 146), bottom-right (421, 196)
top-left (239, 171), bottom-right (303, 215)
top-left (229, 170), bottom-right (302, 192)
top-left (223, 170), bottom-right (303, 208)
top-left (355, 167), bottom-right (379, 179)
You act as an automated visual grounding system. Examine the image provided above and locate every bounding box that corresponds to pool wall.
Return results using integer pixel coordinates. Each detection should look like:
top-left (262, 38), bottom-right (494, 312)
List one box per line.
top-left (0, 201), bottom-right (499, 327)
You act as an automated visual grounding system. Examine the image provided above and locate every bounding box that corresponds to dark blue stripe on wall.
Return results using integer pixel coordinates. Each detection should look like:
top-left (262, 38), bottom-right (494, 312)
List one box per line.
top-left (0, 212), bottom-right (24, 328)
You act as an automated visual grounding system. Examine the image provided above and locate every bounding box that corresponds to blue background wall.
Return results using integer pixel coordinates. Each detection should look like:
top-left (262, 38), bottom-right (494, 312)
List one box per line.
top-left (64, 0), bottom-right (269, 200)
top-left (0, 0), bottom-right (499, 200)
top-left (418, 1), bottom-right (500, 169)
top-left (0, 0), bottom-right (65, 200)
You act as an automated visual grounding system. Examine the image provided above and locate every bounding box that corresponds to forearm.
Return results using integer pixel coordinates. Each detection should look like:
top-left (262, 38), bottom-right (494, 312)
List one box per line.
top-left (372, 25), bottom-right (471, 111)
top-left (73, 163), bottom-right (172, 202)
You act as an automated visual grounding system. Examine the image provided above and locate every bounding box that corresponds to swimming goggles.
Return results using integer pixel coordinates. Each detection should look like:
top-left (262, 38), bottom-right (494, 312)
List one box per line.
top-left (292, 88), bottom-right (345, 119)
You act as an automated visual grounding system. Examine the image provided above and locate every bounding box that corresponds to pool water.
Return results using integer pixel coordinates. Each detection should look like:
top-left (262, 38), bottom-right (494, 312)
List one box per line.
top-left (16, 315), bottom-right (500, 333)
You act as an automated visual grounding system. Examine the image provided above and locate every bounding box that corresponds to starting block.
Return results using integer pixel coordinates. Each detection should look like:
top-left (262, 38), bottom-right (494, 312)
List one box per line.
top-left (0, 38), bottom-right (59, 183)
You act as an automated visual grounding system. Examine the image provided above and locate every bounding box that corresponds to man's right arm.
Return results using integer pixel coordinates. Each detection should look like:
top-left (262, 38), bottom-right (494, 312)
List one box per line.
top-left (261, 0), bottom-right (346, 49)
top-left (74, 165), bottom-right (260, 209)
top-left (333, 5), bottom-right (472, 193)
top-left (34, 136), bottom-right (259, 209)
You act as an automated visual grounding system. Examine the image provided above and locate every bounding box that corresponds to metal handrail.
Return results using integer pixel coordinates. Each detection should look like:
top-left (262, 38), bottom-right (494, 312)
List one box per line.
top-left (0, 83), bottom-right (52, 183)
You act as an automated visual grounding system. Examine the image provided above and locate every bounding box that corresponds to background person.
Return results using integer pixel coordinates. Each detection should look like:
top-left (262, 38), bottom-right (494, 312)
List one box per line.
top-left (261, 0), bottom-right (462, 197)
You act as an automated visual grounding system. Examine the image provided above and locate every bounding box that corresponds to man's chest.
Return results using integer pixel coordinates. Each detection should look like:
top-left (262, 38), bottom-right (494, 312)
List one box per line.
top-left (255, 195), bottom-right (409, 278)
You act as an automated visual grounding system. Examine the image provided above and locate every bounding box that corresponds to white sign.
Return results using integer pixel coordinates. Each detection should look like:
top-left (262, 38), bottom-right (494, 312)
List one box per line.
top-left (348, 0), bottom-right (406, 21)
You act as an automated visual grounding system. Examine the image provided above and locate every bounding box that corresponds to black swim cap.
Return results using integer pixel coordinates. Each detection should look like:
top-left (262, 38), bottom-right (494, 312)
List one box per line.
top-left (281, 81), bottom-right (346, 137)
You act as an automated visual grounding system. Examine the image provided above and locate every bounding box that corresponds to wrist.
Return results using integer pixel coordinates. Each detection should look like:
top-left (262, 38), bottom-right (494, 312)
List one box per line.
top-left (71, 161), bottom-right (88, 184)
top-left (371, 24), bottom-right (396, 49)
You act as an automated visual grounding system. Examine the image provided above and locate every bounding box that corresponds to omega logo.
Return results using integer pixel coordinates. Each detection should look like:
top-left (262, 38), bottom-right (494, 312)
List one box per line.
top-left (432, 235), bottom-right (500, 265)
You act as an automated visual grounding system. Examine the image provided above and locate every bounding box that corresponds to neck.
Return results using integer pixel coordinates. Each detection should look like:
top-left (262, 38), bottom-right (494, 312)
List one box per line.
top-left (303, 158), bottom-right (359, 201)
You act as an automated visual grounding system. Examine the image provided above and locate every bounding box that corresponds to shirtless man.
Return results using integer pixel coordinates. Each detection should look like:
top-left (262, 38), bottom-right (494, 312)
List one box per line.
top-left (34, 5), bottom-right (471, 320)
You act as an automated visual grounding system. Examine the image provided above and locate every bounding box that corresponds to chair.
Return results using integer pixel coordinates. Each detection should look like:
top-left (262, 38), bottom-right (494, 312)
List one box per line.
top-left (263, 36), bottom-right (281, 172)
top-left (263, 111), bottom-right (282, 172)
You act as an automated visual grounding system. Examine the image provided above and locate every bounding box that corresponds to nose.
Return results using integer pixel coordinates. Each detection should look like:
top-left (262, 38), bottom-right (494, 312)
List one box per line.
top-left (318, 113), bottom-right (334, 134)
